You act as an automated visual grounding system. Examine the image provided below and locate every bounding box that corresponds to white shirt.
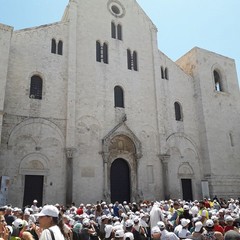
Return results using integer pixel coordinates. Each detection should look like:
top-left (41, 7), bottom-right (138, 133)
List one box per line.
top-left (39, 225), bottom-right (65, 240)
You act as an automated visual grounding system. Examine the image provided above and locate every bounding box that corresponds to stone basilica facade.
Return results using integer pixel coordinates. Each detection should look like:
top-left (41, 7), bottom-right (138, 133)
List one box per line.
top-left (0, 0), bottom-right (240, 207)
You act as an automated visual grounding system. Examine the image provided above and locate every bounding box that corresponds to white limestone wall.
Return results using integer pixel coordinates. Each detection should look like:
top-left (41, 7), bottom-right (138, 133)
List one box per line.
top-left (177, 48), bottom-right (240, 198)
top-left (1, 22), bottom-right (69, 205)
top-left (68, 0), bottom-right (164, 202)
top-left (0, 24), bottom-right (13, 145)
top-left (158, 52), bottom-right (203, 200)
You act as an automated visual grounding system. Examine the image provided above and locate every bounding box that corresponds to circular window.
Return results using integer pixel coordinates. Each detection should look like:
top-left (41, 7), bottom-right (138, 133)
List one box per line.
top-left (108, 0), bottom-right (125, 18)
top-left (111, 5), bottom-right (120, 15)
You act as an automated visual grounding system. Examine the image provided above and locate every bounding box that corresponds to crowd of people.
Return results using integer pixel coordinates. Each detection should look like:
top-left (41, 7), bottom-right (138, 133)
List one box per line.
top-left (0, 197), bottom-right (240, 240)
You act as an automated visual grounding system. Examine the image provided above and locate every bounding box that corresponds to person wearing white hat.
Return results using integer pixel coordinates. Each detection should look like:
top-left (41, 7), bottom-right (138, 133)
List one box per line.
top-left (35, 205), bottom-right (65, 240)
top-left (157, 221), bottom-right (179, 240)
top-left (202, 219), bottom-right (223, 240)
top-left (224, 216), bottom-right (238, 233)
top-left (151, 226), bottom-right (161, 240)
top-left (31, 200), bottom-right (39, 214)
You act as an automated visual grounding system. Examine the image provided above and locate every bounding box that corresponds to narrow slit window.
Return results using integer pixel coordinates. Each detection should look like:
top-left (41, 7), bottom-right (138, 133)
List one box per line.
top-left (161, 67), bottom-right (164, 79)
top-left (117, 24), bottom-right (122, 40)
top-left (103, 43), bottom-right (108, 64)
top-left (57, 40), bottom-right (63, 55)
top-left (127, 49), bottom-right (132, 70)
top-left (96, 41), bottom-right (101, 62)
top-left (51, 39), bottom-right (56, 54)
top-left (111, 22), bottom-right (116, 39)
top-left (133, 51), bottom-right (138, 71)
top-left (174, 102), bottom-right (183, 121)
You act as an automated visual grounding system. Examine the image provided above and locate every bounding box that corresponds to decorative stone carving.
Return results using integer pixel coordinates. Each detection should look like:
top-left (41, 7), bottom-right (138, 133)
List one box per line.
top-left (65, 148), bottom-right (76, 159)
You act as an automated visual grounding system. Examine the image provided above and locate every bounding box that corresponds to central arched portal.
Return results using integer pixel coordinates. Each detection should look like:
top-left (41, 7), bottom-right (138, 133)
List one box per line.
top-left (110, 158), bottom-right (130, 203)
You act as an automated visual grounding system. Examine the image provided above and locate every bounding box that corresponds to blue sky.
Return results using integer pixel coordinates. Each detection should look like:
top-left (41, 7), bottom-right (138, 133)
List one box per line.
top-left (0, 0), bottom-right (239, 84)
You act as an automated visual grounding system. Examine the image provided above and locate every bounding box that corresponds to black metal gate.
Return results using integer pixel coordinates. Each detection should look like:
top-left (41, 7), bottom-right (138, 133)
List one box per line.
top-left (110, 158), bottom-right (130, 203)
top-left (23, 175), bottom-right (44, 207)
top-left (181, 178), bottom-right (193, 201)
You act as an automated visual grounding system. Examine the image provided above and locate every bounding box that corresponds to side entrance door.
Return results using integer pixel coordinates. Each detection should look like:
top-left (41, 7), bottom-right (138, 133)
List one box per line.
top-left (23, 175), bottom-right (44, 207)
top-left (181, 178), bottom-right (193, 201)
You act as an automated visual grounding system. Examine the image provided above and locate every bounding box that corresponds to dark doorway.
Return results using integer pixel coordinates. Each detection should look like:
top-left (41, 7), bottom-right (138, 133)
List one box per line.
top-left (181, 178), bottom-right (193, 201)
top-left (23, 175), bottom-right (44, 207)
top-left (110, 158), bottom-right (130, 203)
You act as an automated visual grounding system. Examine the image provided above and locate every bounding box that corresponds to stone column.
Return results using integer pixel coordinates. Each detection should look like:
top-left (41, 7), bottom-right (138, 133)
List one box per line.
top-left (65, 148), bottom-right (75, 204)
top-left (159, 154), bottom-right (170, 199)
top-left (100, 151), bottom-right (110, 202)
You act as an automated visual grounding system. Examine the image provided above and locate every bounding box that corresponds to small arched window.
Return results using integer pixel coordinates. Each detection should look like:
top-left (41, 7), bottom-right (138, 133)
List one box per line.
top-left (30, 75), bottom-right (43, 100)
top-left (57, 40), bottom-right (63, 55)
top-left (114, 86), bottom-right (124, 108)
top-left (161, 67), bottom-right (164, 79)
top-left (103, 43), bottom-right (108, 64)
top-left (133, 51), bottom-right (138, 71)
top-left (214, 70), bottom-right (223, 92)
top-left (117, 24), bottom-right (122, 40)
top-left (96, 41), bottom-right (101, 62)
top-left (165, 68), bottom-right (168, 80)
top-left (111, 22), bottom-right (116, 39)
top-left (127, 49), bottom-right (132, 70)
top-left (174, 102), bottom-right (183, 121)
top-left (51, 39), bottom-right (56, 54)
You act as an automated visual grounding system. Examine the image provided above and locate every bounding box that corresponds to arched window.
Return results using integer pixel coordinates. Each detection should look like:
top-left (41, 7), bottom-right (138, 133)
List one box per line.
top-left (127, 49), bottom-right (132, 70)
top-left (96, 41), bottom-right (101, 62)
top-left (117, 24), bottom-right (122, 40)
top-left (214, 70), bottom-right (223, 92)
top-left (103, 43), bottom-right (108, 64)
top-left (174, 102), bottom-right (183, 121)
top-left (30, 75), bottom-right (43, 100)
top-left (114, 86), bottom-right (124, 108)
top-left (165, 68), bottom-right (168, 80)
top-left (51, 39), bottom-right (56, 54)
top-left (111, 22), bottom-right (116, 39)
top-left (57, 40), bottom-right (63, 55)
top-left (133, 51), bottom-right (138, 71)
top-left (161, 66), bottom-right (164, 79)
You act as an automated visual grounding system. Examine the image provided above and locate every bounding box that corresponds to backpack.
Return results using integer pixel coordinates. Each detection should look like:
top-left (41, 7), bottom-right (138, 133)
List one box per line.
top-left (202, 231), bottom-right (216, 240)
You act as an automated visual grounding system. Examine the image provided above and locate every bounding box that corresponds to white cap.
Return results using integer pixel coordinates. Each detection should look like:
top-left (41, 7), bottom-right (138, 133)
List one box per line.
top-left (205, 219), bottom-right (214, 227)
top-left (125, 219), bottom-right (134, 228)
top-left (194, 221), bottom-right (203, 232)
top-left (124, 232), bottom-right (134, 240)
top-left (115, 229), bottom-right (125, 238)
top-left (181, 218), bottom-right (190, 227)
top-left (35, 205), bottom-right (59, 218)
top-left (105, 224), bottom-right (113, 238)
top-left (225, 216), bottom-right (234, 222)
top-left (12, 219), bottom-right (24, 228)
top-left (151, 226), bottom-right (161, 235)
top-left (157, 221), bottom-right (165, 229)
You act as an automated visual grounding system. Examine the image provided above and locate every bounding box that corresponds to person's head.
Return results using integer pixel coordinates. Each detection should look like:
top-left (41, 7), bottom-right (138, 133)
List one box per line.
top-left (224, 230), bottom-right (240, 240)
top-left (183, 205), bottom-right (190, 212)
top-left (199, 201), bottom-right (205, 209)
top-left (225, 216), bottom-right (234, 226)
top-left (151, 226), bottom-right (161, 240)
top-left (0, 214), bottom-right (6, 227)
top-left (35, 205), bottom-right (59, 229)
top-left (33, 200), bottom-right (38, 206)
top-left (125, 219), bottom-right (133, 231)
top-left (205, 219), bottom-right (214, 232)
top-left (114, 229), bottom-right (124, 240)
top-left (21, 231), bottom-right (34, 240)
top-left (173, 201), bottom-right (180, 210)
top-left (211, 216), bottom-right (219, 226)
top-left (194, 221), bottom-right (203, 233)
top-left (181, 218), bottom-right (190, 229)
top-left (157, 221), bottom-right (165, 231)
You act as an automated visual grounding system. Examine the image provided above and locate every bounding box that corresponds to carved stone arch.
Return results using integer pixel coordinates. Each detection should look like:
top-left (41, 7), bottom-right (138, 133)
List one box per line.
top-left (8, 118), bottom-right (65, 147)
top-left (102, 122), bottom-right (142, 202)
top-left (19, 153), bottom-right (49, 176)
top-left (178, 162), bottom-right (194, 178)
